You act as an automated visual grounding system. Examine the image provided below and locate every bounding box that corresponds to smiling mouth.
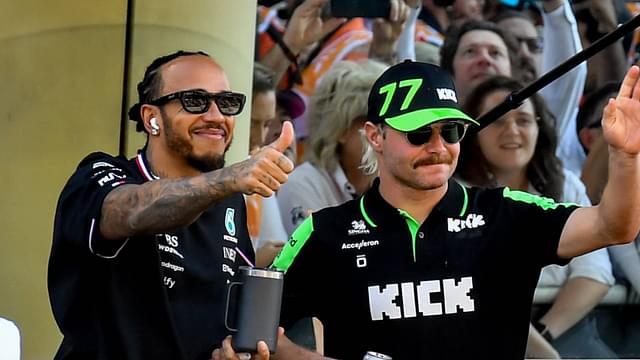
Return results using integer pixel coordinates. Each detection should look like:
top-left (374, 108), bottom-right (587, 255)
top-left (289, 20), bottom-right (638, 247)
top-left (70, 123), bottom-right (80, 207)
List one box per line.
top-left (500, 143), bottom-right (522, 149)
top-left (192, 127), bottom-right (226, 140)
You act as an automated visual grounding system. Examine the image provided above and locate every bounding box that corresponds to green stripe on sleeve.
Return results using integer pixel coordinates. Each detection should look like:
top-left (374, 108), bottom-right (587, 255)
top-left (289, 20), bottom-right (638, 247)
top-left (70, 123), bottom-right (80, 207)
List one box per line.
top-left (271, 216), bottom-right (315, 273)
top-left (502, 187), bottom-right (577, 210)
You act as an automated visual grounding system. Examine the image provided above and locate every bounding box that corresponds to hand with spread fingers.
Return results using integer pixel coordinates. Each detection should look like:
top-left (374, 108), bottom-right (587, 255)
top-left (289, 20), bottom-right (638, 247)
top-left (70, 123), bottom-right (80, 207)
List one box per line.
top-left (226, 122), bottom-right (295, 197)
top-left (602, 65), bottom-right (640, 155)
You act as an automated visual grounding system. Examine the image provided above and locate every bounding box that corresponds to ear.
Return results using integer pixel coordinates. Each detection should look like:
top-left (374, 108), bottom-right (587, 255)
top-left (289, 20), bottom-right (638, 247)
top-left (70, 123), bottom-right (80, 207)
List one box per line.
top-left (363, 122), bottom-right (383, 152)
top-left (579, 127), bottom-right (603, 152)
top-left (140, 104), bottom-right (159, 134)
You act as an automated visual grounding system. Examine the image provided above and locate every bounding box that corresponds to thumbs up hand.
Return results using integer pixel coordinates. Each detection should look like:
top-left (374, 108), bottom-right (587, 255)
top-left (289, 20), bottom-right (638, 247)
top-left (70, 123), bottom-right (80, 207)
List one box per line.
top-left (227, 122), bottom-right (295, 197)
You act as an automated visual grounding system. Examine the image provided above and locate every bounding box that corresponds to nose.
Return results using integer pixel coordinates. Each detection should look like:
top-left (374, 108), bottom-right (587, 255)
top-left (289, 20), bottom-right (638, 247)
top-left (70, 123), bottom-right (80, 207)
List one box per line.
top-left (202, 100), bottom-right (225, 123)
top-left (502, 119), bottom-right (520, 134)
top-left (424, 128), bottom-right (448, 152)
top-left (518, 41), bottom-right (532, 60)
top-left (475, 49), bottom-right (493, 67)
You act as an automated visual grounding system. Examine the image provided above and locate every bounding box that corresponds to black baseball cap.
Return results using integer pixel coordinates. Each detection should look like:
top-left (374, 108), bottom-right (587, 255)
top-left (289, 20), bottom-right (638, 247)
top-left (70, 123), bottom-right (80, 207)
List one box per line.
top-left (367, 60), bottom-right (478, 131)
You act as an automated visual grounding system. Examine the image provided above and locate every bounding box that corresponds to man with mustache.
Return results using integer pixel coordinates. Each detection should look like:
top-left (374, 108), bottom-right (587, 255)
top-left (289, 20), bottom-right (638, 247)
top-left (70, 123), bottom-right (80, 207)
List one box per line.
top-left (48, 51), bottom-right (294, 360)
top-left (263, 60), bottom-right (640, 359)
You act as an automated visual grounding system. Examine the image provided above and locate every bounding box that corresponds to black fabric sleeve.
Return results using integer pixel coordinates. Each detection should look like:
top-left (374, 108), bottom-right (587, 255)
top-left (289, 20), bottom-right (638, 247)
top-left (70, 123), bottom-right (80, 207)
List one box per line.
top-left (55, 152), bottom-right (141, 258)
top-left (501, 189), bottom-right (579, 268)
top-left (273, 216), bottom-right (323, 330)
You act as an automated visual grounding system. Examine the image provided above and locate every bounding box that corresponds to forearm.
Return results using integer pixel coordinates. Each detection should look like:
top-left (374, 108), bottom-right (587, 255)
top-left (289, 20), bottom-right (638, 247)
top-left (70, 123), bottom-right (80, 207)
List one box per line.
top-left (396, 4), bottom-right (419, 61)
top-left (100, 168), bottom-right (236, 239)
top-left (526, 324), bottom-right (560, 359)
top-left (597, 146), bottom-right (640, 244)
top-left (609, 240), bottom-right (640, 293)
top-left (539, 277), bottom-right (609, 337)
top-left (261, 45), bottom-right (298, 86)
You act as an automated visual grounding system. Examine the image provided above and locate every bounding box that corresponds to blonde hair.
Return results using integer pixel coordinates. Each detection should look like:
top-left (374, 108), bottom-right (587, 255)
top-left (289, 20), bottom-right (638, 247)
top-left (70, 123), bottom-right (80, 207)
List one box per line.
top-left (305, 59), bottom-right (388, 172)
top-left (359, 127), bottom-right (378, 176)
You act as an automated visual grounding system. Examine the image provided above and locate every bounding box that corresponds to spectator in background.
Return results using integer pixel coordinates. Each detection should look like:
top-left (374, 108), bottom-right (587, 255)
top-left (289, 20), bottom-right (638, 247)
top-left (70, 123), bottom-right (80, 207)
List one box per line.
top-left (493, 0), bottom-right (588, 177)
top-left (418, 0), bottom-right (484, 41)
top-left (267, 91), bottom-right (304, 163)
top-left (277, 59), bottom-right (388, 235)
top-left (257, 0), bottom-right (412, 151)
top-left (572, 0), bottom-right (627, 94)
top-left (439, 20), bottom-right (517, 101)
top-left (414, 0), bottom-right (485, 64)
top-left (458, 75), bottom-right (616, 359)
top-left (442, 0), bottom-right (588, 177)
top-left (248, 63), bottom-right (290, 267)
top-left (577, 82), bottom-right (619, 155)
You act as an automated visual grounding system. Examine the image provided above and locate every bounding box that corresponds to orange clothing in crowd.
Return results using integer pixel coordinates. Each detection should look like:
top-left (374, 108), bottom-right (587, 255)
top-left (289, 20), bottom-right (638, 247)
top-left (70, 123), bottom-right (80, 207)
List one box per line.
top-left (415, 20), bottom-right (444, 47)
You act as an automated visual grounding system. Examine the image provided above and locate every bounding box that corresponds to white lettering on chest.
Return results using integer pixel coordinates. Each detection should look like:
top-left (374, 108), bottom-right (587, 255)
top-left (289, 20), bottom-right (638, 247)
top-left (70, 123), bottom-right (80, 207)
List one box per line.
top-left (368, 277), bottom-right (475, 321)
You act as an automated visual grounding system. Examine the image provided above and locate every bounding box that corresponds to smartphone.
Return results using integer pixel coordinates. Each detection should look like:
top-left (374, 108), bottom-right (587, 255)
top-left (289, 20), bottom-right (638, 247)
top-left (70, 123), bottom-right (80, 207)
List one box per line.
top-left (329, 0), bottom-right (391, 19)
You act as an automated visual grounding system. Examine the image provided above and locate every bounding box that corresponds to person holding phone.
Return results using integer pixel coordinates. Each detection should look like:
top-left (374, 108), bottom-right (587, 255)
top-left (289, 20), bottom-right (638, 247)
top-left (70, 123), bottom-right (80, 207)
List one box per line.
top-left (48, 51), bottom-right (295, 360)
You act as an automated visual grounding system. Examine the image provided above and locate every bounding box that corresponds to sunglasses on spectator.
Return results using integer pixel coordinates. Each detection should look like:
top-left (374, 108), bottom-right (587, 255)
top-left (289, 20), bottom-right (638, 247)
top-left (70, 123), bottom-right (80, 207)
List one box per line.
top-left (515, 36), bottom-right (543, 54)
top-left (149, 89), bottom-right (246, 116)
top-left (405, 121), bottom-right (468, 146)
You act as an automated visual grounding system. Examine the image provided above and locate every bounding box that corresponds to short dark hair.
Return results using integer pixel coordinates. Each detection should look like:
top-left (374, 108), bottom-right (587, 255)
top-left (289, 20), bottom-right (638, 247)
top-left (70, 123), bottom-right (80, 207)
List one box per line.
top-left (439, 20), bottom-right (519, 77)
top-left (128, 50), bottom-right (210, 132)
top-left (577, 82), bottom-right (620, 131)
top-left (252, 62), bottom-right (276, 96)
top-left (457, 75), bottom-right (565, 201)
top-left (492, 8), bottom-right (534, 24)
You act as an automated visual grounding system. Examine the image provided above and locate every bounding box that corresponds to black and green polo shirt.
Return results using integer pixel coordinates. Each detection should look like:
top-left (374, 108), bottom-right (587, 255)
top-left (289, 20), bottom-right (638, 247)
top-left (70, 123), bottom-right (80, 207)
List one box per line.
top-left (272, 178), bottom-right (577, 359)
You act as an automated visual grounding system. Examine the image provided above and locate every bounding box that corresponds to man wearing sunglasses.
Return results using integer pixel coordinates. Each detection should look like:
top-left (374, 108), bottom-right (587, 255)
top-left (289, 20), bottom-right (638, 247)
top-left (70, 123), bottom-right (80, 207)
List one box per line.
top-left (249, 60), bottom-right (640, 359)
top-left (48, 51), bottom-right (295, 360)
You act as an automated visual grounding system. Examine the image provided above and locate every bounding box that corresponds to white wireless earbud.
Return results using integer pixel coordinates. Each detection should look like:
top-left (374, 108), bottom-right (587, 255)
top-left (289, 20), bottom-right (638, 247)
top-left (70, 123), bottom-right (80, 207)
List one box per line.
top-left (150, 118), bottom-right (160, 135)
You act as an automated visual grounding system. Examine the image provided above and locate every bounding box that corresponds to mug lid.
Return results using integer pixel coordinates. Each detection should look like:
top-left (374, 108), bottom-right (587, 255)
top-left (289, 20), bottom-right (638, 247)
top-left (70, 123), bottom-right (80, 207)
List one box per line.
top-left (239, 266), bottom-right (284, 280)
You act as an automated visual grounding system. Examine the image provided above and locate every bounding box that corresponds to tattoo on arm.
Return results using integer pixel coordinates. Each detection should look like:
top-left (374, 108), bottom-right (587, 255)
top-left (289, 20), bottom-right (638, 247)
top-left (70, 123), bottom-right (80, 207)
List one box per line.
top-left (100, 168), bottom-right (237, 240)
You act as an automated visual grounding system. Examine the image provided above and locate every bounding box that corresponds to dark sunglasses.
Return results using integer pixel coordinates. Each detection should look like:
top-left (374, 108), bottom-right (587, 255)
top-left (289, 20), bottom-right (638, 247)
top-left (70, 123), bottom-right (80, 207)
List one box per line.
top-left (148, 89), bottom-right (246, 116)
top-left (405, 121), bottom-right (468, 146)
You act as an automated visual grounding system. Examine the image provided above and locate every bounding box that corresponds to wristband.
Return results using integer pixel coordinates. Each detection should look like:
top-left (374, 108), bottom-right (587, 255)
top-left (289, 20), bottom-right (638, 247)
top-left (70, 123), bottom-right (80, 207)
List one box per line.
top-left (533, 320), bottom-right (554, 343)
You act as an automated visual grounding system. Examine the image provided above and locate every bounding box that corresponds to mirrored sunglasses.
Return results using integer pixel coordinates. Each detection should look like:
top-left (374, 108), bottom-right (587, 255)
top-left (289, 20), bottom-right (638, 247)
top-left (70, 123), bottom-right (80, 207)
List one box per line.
top-left (405, 121), bottom-right (468, 146)
top-left (149, 89), bottom-right (246, 116)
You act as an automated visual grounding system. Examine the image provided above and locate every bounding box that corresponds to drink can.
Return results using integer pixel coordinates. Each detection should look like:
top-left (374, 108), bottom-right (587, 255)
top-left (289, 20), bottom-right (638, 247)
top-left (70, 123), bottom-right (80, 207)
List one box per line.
top-left (363, 351), bottom-right (392, 360)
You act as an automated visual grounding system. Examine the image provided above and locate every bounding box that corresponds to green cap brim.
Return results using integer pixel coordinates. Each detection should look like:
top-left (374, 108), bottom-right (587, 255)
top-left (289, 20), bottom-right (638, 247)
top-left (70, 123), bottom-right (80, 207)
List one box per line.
top-left (385, 107), bottom-right (479, 132)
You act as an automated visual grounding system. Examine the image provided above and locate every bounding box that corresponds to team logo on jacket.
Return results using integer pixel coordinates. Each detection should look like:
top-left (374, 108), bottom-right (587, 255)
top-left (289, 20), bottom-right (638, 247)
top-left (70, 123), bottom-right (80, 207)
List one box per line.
top-left (348, 220), bottom-right (370, 235)
top-left (447, 214), bottom-right (485, 232)
top-left (225, 208), bottom-right (236, 236)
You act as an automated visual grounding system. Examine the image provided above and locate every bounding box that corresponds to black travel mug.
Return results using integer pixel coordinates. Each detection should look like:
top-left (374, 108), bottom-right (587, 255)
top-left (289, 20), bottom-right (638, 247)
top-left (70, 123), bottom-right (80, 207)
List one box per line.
top-left (225, 266), bottom-right (284, 353)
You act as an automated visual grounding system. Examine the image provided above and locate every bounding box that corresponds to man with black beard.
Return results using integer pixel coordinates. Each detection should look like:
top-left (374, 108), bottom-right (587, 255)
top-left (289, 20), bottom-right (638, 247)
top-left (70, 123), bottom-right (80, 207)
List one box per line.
top-left (48, 51), bottom-right (294, 360)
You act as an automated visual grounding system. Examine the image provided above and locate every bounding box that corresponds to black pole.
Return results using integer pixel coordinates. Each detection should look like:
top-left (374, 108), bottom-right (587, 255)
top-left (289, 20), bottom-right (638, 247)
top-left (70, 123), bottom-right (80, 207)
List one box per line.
top-left (119, 0), bottom-right (135, 156)
top-left (474, 13), bottom-right (640, 131)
